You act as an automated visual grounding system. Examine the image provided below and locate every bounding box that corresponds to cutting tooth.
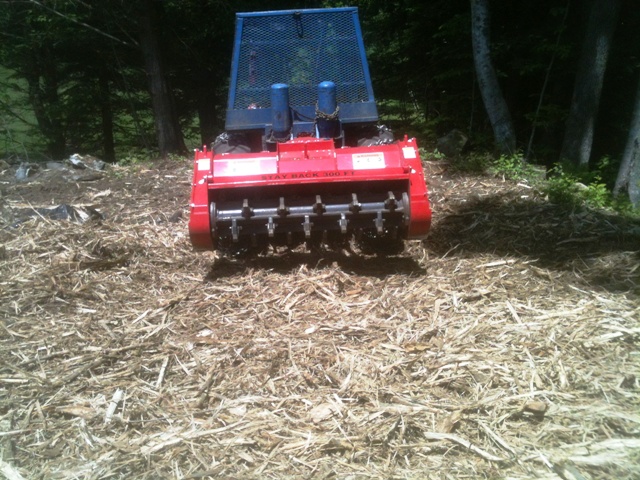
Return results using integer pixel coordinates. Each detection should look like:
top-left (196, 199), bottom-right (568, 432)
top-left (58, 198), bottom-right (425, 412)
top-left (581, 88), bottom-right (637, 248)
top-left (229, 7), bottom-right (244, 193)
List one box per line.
top-left (231, 218), bottom-right (240, 242)
top-left (303, 215), bottom-right (313, 239)
top-left (339, 213), bottom-right (348, 234)
top-left (267, 217), bottom-right (275, 237)
top-left (375, 211), bottom-right (384, 234)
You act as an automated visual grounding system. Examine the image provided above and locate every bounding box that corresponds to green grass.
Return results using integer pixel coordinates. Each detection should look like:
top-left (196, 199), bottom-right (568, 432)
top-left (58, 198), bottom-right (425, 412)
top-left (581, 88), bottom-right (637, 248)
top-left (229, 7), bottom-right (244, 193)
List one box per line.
top-left (445, 150), bottom-right (639, 215)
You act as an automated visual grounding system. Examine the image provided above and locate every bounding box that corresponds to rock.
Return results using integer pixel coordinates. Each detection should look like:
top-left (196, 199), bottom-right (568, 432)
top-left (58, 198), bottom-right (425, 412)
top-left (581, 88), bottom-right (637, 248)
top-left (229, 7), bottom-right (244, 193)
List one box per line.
top-left (71, 172), bottom-right (104, 182)
top-left (68, 153), bottom-right (106, 171)
top-left (523, 400), bottom-right (548, 416)
top-left (84, 155), bottom-right (106, 171)
top-left (437, 129), bottom-right (469, 157)
top-left (35, 204), bottom-right (104, 223)
top-left (169, 211), bottom-right (183, 223)
top-left (15, 163), bottom-right (30, 180)
top-left (46, 161), bottom-right (66, 170)
top-left (15, 163), bottom-right (38, 181)
top-left (68, 154), bottom-right (87, 169)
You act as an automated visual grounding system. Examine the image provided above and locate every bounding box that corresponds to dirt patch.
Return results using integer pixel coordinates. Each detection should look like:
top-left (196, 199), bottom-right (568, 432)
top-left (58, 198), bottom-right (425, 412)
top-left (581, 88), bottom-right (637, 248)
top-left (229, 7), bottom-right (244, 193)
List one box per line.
top-left (1, 159), bottom-right (639, 479)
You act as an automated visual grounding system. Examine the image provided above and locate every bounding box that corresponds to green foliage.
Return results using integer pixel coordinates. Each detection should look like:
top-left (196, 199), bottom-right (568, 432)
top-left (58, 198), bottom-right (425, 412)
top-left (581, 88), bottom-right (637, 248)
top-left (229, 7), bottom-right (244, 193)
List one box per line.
top-left (424, 148), bottom-right (447, 162)
top-left (456, 152), bottom-right (493, 174)
top-left (489, 153), bottom-right (537, 180)
top-left (543, 163), bottom-right (611, 209)
top-left (446, 150), bottom-right (638, 214)
top-left (117, 151), bottom-right (154, 166)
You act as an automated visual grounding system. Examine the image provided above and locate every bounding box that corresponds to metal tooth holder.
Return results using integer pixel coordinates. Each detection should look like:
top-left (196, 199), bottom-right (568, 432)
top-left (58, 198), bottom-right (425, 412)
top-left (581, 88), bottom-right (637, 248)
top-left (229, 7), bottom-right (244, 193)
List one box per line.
top-left (313, 194), bottom-right (325, 214)
top-left (266, 217), bottom-right (275, 237)
top-left (349, 193), bottom-right (361, 213)
top-left (384, 191), bottom-right (397, 211)
top-left (277, 197), bottom-right (289, 216)
top-left (241, 198), bottom-right (253, 219)
top-left (375, 211), bottom-right (384, 234)
top-left (303, 215), bottom-right (313, 239)
top-left (339, 213), bottom-right (348, 234)
top-left (231, 218), bottom-right (241, 242)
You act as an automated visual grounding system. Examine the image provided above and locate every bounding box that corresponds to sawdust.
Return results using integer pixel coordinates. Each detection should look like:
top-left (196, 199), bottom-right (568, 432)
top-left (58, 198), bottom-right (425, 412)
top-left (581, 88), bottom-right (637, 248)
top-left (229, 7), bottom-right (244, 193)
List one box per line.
top-left (0, 158), bottom-right (639, 479)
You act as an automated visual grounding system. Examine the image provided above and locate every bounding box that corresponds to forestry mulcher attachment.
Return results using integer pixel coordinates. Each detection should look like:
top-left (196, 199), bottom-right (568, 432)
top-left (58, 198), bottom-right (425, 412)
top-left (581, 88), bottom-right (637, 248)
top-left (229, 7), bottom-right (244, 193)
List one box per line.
top-left (189, 7), bottom-right (431, 254)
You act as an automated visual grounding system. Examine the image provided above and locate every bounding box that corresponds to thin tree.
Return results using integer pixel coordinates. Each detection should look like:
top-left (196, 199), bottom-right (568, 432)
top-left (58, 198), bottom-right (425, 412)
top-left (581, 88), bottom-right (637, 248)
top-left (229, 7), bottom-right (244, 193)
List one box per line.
top-left (525, 0), bottom-right (570, 161)
top-left (470, 0), bottom-right (516, 155)
top-left (559, 0), bottom-right (620, 167)
top-left (613, 73), bottom-right (640, 207)
top-left (138, 0), bottom-right (186, 158)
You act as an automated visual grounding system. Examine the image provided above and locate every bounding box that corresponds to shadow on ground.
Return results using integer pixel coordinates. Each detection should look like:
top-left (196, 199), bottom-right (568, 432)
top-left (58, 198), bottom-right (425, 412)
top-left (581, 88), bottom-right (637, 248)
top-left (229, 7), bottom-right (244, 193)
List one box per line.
top-left (205, 249), bottom-right (425, 281)
top-left (426, 192), bottom-right (640, 295)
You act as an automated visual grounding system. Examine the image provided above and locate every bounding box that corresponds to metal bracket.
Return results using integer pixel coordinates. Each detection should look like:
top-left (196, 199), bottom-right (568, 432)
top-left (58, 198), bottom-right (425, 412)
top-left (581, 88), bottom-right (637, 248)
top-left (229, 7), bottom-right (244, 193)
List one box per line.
top-left (349, 193), bottom-right (361, 213)
top-left (384, 191), bottom-right (397, 211)
top-left (241, 199), bottom-right (253, 219)
top-left (277, 197), bottom-right (289, 216)
top-left (313, 194), bottom-right (326, 214)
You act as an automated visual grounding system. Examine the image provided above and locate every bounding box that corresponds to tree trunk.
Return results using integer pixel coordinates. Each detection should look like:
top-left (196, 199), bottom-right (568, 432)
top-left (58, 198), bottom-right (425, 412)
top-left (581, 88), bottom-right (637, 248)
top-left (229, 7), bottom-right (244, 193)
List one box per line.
top-left (25, 55), bottom-right (66, 159)
top-left (559, 0), bottom-right (620, 167)
top-left (138, 0), bottom-right (186, 158)
top-left (630, 138), bottom-right (640, 209)
top-left (614, 74), bottom-right (640, 207)
top-left (470, 0), bottom-right (516, 155)
top-left (98, 72), bottom-right (116, 162)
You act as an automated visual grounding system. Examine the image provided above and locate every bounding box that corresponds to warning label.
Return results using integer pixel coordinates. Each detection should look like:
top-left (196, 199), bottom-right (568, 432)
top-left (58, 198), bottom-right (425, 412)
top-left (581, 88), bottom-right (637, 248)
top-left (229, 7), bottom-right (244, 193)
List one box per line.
top-left (352, 152), bottom-right (386, 170)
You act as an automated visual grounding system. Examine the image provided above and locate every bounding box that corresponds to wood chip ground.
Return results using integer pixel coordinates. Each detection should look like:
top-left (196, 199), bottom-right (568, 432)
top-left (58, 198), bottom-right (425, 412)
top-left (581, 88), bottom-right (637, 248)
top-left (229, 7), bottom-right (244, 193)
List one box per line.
top-left (1, 159), bottom-right (639, 479)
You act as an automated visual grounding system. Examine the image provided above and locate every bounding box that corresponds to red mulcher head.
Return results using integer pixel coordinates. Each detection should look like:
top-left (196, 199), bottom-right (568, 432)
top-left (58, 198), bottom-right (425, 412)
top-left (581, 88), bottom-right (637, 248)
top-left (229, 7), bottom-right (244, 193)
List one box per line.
top-left (188, 8), bottom-right (431, 254)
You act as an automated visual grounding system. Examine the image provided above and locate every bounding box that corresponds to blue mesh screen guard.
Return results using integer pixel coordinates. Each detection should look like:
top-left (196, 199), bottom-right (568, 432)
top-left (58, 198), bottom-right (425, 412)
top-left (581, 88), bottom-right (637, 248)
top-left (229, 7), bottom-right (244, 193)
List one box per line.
top-left (226, 8), bottom-right (378, 130)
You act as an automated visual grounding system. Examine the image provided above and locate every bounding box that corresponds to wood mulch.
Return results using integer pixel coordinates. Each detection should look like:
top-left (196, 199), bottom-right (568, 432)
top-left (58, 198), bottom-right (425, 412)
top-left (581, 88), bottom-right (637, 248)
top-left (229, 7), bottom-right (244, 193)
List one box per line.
top-left (1, 157), bottom-right (639, 479)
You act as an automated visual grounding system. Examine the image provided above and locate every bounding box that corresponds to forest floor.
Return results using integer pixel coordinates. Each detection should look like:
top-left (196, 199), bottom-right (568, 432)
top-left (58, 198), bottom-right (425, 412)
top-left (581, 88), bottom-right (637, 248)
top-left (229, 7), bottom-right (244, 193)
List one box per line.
top-left (1, 156), bottom-right (639, 480)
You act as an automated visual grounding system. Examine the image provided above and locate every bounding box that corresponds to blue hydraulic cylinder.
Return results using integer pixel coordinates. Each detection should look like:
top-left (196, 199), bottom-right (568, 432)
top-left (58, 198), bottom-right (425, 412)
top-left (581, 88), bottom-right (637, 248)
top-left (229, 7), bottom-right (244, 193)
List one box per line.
top-left (316, 81), bottom-right (340, 138)
top-left (271, 83), bottom-right (292, 138)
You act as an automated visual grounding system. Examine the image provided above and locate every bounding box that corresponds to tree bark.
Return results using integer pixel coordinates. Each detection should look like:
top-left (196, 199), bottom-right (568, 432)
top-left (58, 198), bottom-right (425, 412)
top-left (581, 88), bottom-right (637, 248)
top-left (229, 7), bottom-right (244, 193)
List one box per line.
top-left (470, 0), bottom-right (516, 155)
top-left (98, 71), bottom-right (116, 162)
top-left (630, 137), bottom-right (640, 209)
top-left (614, 74), bottom-right (640, 207)
top-left (559, 0), bottom-right (620, 167)
top-left (138, 0), bottom-right (186, 158)
top-left (25, 51), bottom-right (66, 159)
